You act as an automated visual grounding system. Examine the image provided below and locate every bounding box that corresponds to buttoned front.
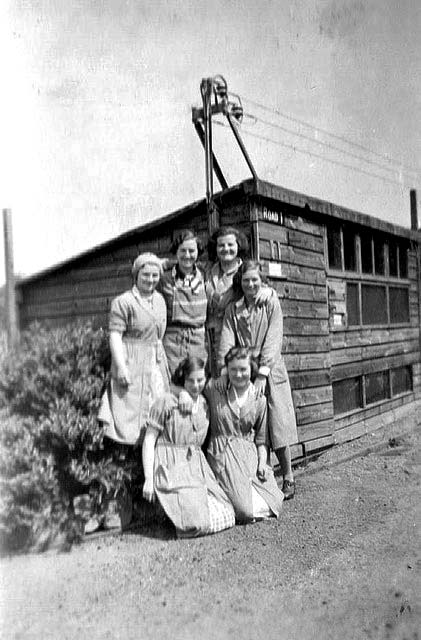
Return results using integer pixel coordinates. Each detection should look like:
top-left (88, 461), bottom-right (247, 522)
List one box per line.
top-left (205, 381), bottom-right (284, 522)
top-left (148, 393), bottom-right (235, 537)
top-left (98, 287), bottom-right (170, 444)
top-left (218, 291), bottom-right (298, 449)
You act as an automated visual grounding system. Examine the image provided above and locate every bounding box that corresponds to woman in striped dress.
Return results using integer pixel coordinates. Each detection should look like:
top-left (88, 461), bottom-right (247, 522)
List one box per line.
top-left (159, 230), bottom-right (208, 376)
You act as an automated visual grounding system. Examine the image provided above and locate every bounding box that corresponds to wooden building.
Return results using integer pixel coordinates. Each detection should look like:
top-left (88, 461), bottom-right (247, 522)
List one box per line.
top-left (17, 178), bottom-right (421, 458)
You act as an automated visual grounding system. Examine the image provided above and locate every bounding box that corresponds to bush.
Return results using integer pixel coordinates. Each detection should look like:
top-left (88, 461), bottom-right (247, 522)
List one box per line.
top-left (0, 321), bottom-right (137, 554)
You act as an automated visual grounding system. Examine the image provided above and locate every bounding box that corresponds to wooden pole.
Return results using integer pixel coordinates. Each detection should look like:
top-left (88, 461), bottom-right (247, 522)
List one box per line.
top-left (3, 208), bottom-right (18, 348)
top-left (410, 189), bottom-right (418, 231)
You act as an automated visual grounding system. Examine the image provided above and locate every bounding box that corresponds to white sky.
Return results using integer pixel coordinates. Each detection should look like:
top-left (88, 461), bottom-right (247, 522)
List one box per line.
top-left (1, 0), bottom-right (420, 285)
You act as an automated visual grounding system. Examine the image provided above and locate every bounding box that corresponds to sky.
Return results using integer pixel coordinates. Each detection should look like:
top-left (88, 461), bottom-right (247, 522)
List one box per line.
top-left (1, 0), bottom-right (420, 285)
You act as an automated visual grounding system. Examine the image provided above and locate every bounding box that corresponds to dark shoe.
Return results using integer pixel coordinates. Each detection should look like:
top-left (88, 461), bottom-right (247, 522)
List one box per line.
top-left (282, 479), bottom-right (295, 501)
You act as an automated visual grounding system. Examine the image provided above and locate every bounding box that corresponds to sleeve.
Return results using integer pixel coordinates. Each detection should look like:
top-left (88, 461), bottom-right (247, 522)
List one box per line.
top-left (254, 396), bottom-right (269, 447)
top-left (257, 291), bottom-right (283, 375)
top-left (146, 394), bottom-right (171, 434)
top-left (217, 304), bottom-right (237, 373)
top-left (109, 295), bottom-right (130, 333)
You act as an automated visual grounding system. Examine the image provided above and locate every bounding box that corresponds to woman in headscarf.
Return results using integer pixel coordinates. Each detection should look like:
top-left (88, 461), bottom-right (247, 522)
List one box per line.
top-left (98, 252), bottom-right (170, 446)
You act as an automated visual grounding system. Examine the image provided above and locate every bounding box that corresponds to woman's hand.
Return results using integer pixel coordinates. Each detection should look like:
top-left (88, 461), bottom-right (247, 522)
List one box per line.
top-left (178, 389), bottom-right (193, 414)
top-left (215, 374), bottom-right (228, 393)
top-left (142, 478), bottom-right (155, 503)
top-left (255, 286), bottom-right (273, 307)
top-left (257, 461), bottom-right (268, 482)
top-left (116, 365), bottom-right (131, 387)
top-left (254, 375), bottom-right (267, 397)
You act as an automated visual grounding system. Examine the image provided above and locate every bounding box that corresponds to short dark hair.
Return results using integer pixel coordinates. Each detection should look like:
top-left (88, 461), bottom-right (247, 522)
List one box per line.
top-left (170, 229), bottom-right (204, 256)
top-left (224, 346), bottom-right (259, 382)
top-left (207, 226), bottom-right (249, 263)
top-left (232, 259), bottom-right (267, 295)
top-left (172, 356), bottom-right (206, 386)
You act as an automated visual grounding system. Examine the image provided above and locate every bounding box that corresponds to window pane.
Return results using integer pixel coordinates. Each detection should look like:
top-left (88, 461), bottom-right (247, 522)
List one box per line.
top-left (389, 241), bottom-right (398, 276)
top-left (361, 284), bottom-right (387, 325)
top-left (333, 378), bottom-right (362, 414)
top-left (399, 244), bottom-right (408, 278)
top-left (360, 233), bottom-right (373, 273)
top-left (343, 228), bottom-right (357, 271)
top-left (346, 283), bottom-right (359, 325)
top-left (391, 366), bottom-right (412, 395)
top-left (374, 239), bottom-right (385, 275)
top-left (389, 287), bottom-right (410, 324)
top-left (327, 227), bottom-right (342, 269)
top-left (365, 370), bottom-right (389, 405)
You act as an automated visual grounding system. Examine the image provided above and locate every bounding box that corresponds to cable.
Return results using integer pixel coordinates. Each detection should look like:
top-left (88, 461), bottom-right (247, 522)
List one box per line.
top-left (213, 119), bottom-right (414, 189)
top-left (237, 93), bottom-right (420, 179)
top-left (244, 111), bottom-right (417, 181)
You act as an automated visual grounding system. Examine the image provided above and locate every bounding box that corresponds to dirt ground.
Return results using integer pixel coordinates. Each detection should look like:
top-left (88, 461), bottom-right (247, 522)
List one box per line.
top-left (1, 422), bottom-right (420, 640)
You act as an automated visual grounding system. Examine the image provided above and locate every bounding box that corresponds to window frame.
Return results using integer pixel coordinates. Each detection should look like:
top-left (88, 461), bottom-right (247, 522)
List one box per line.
top-left (332, 365), bottom-right (414, 417)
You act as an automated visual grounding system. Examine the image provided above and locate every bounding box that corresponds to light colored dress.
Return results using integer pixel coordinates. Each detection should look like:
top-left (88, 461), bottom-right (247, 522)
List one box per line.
top-left (98, 286), bottom-right (170, 445)
top-left (218, 291), bottom-right (298, 450)
top-left (148, 393), bottom-right (235, 538)
top-left (158, 265), bottom-right (208, 375)
top-left (205, 380), bottom-right (284, 522)
top-left (205, 259), bottom-right (241, 377)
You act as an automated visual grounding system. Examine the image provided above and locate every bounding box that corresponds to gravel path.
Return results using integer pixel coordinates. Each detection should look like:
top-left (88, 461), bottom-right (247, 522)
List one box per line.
top-left (1, 423), bottom-right (420, 640)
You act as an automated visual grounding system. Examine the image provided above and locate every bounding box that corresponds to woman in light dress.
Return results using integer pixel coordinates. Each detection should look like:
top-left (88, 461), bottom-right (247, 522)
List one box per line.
top-left (217, 260), bottom-right (298, 500)
top-left (142, 356), bottom-right (235, 538)
top-left (206, 347), bottom-right (284, 521)
top-left (98, 252), bottom-right (170, 446)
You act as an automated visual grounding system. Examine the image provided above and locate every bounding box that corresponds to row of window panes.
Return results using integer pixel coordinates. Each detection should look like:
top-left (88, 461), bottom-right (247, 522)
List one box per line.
top-left (328, 226), bottom-right (408, 278)
top-left (333, 365), bottom-right (413, 415)
top-left (346, 283), bottom-right (410, 325)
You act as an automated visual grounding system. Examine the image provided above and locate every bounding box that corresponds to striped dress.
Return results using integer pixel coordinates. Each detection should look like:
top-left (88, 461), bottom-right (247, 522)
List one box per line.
top-left (159, 265), bottom-right (208, 375)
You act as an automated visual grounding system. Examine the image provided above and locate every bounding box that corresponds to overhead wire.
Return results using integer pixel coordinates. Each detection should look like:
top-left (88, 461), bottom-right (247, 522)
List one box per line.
top-left (242, 111), bottom-right (417, 181)
top-left (213, 118), bottom-right (413, 189)
top-left (236, 93), bottom-right (420, 180)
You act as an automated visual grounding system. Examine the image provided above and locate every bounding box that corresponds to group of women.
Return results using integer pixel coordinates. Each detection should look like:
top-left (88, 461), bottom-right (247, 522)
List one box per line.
top-left (98, 226), bottom-right (298, 538)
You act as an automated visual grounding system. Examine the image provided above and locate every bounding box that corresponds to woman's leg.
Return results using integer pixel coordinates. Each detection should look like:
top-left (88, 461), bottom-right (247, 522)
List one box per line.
top-left (275, 444), bottom-right (295, 500)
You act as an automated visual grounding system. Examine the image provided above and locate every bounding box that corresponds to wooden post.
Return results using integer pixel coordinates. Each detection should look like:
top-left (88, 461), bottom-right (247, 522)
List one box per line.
top-left (410, 189), bottom-right (418, 231)
top-left (3, 208), bottom-right (18, 348)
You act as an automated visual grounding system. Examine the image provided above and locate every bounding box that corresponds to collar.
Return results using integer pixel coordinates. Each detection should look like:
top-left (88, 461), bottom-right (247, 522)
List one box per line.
top-left (172, 264), bottom-right (203, 290)
top-left (211, 258), bottom-right (242, 280)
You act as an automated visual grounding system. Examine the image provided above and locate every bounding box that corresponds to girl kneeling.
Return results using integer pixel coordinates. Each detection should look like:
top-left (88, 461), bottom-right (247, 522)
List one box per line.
top-left (142, 356), bottom-right (235, 538)
top-left (206, 347), bottom-right (284, 522)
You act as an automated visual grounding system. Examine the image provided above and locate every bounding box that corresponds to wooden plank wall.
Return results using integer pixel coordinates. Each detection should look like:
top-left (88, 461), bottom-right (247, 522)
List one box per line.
top-left (254, 203), bottom-right (334, 456)
top-left (18, 205), bottom-right (210, 329)
top-left (327, 246), bottom-right (421, 443)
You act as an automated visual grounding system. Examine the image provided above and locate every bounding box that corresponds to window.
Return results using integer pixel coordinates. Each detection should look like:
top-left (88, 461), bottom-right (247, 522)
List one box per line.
top-left (328, 225), bottom-right (409, 279)
top-left (389, 241), bottom-right (398, 276)
top-left (389, 287), bottom-right (410, 324)
top-left (361, 284), bottom-right (387, 325)
top-left (327, 227), bottom-right (342, 269)
top-left (333, 365), bottom-right (413, 415)
top-left (391, 365), bottom-right (412, 395)
top-left (374, 238), bottom-right (385, 275)
top-left (365, 370), bottom-right (389, 405)
top-left (343, 228), bottom-right (357, 271)
top-left (346, 283), bottom-right (359, 325)
top-left (399, 245), bottom-right (408, 278)
top-left (360, 233), bottom-right (373, 273)
top-left (333, 377), bottom-right (362, 414)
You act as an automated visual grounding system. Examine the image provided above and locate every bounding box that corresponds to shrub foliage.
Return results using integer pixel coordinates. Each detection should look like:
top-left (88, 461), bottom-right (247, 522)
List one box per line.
top-left (0, 322), bottom-right (135, 553)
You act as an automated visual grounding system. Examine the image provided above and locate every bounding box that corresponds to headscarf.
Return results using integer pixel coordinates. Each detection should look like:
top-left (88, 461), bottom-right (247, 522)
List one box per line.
top-left (131, 252), bottom-right (163, 281)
